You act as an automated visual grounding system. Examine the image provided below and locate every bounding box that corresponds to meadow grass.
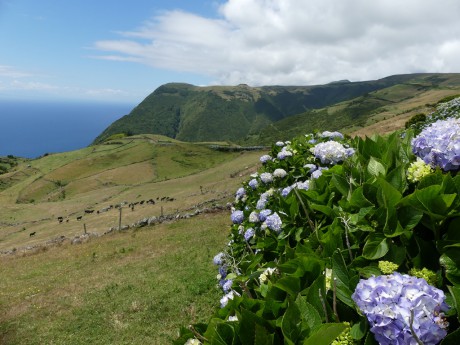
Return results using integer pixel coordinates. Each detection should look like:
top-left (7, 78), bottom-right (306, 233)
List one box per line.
top-left (0, 212), bottom-right (230, 344)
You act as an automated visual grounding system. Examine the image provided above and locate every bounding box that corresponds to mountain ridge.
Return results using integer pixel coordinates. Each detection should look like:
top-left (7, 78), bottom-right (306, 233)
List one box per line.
top-left (93, 73), bottom-right (460, 145)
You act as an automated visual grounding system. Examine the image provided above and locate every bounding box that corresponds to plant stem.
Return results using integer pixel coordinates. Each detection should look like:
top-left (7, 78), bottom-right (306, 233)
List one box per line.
top-left (318, 288), bottom-right (329, 323)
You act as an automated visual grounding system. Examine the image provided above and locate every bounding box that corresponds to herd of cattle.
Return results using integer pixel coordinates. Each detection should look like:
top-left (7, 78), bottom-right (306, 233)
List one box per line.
top-left (55, 196), bottom-right (176, 224)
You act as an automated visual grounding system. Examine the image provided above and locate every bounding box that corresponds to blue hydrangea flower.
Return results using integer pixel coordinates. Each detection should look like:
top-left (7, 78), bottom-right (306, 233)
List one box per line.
top-left (244, 228), bottom-right (255, 241)
top-left (213, 252), bottom-right (225, 265)
top-left (303, 163), bottom-right (317, 173)
top-left (256, 198), bottom-right (267, 210)
top-left (311, 141), bottom-right (355, 164)
top-left (220, 291), bottom-right (235, 308)
top-left (275, 141), bottom-right (285, 147)
top-left (412, 117), bottom-right (460, 171)
top-left (248, 178), bottom-right (258, 189)
top-left (277, 149), bottom-right (293, 160)
top-left (320, 130), bottom-right (344, 139)
top-left (235, 187), bottom-right (246, 199)
top-left (222, 279), bottom-right (233, 293)
top-left (281, 186), bottom-right (293, 197)
top-left (259, 154), bottom-right (272, 164)
top-left (258, 209), bottom-right (272, 222)
top-left (311, 167), bottom-right (328, 179)
top-left (231, 210), bottom-right (244, 224)
top-left (294, 180), bottom-right (310, 191)
top-left (218, 264), bottom-right (227, 278)
top-left (264, 212), bottom-right (282, 233)
top-left (352, 272), bottom-right (449, 345)
top-left (260, 172), bottom-right (273, 184)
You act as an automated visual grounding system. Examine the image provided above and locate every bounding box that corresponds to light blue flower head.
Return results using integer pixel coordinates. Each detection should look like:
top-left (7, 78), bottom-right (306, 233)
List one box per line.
top-left (352, 272), bottom-right (449, 345)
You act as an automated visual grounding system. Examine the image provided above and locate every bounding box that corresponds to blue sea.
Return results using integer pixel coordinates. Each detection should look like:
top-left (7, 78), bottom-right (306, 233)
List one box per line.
top-left (0, 100), bottom-right (135, 158)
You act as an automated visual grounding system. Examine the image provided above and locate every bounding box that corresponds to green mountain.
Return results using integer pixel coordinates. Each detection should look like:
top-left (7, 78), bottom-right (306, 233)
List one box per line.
top-left (94, 73), bottom-right (460, 145)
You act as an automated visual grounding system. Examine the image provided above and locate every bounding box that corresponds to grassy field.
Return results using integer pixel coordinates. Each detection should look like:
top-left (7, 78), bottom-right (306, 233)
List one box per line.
top-left (0, 212), bottom-right (230, 344)
top-left (0, 136), bottom-right (264, 344)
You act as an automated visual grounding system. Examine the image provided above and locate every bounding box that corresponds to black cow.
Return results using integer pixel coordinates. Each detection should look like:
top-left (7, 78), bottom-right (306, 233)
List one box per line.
top-left (29, 232), bottom-right (36, 237)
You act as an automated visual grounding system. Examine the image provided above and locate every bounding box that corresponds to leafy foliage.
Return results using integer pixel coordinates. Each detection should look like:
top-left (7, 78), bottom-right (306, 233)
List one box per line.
top-left (176, 109), bottom-right (460, 343)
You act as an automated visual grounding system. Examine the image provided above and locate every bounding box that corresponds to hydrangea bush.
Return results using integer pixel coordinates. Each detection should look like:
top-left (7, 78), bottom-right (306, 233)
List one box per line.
top-left (176, 107), bottom-right (460, 344)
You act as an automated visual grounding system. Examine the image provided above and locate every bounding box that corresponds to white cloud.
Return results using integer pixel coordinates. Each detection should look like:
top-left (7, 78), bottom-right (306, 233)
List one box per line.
top-left (10, 79), bottom-right (58, 90)
top-left (92, 0), bottom-right (460, 86)
top-left (0, 65), bottom-right (32, 78)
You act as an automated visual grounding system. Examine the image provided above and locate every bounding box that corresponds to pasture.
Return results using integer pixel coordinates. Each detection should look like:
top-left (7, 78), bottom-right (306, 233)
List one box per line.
top-left (0, 136), bottom-right (264, 344)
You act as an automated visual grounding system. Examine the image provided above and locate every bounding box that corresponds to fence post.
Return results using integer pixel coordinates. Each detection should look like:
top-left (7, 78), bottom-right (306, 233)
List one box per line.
top-left (118, 207), bottom-right (122, 230)
top-left (83, 223), bottom-right (87, 234)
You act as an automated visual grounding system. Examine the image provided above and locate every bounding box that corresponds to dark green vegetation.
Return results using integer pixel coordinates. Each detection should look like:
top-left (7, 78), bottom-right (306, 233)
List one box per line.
top-left (94, 73), bottom-right (460, 145)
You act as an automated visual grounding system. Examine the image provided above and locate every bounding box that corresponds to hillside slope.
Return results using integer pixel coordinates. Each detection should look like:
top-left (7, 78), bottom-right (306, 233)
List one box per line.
top-left (93, 73), bottom-right (460, 145)
top-left (0, 135), bottom-right (264, 252)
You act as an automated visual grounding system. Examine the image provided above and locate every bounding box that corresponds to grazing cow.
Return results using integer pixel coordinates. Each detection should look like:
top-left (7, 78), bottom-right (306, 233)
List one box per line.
top-left (77, 216), bottom-right (83, 221)
top-left (58, 216), bottom-right (64, 223)
top-left (85, 209), bottom-right (94, 214)
top-left (140, 200), bottom-right (145, 205)
top-left (29, 232), bottom-right (36, 237)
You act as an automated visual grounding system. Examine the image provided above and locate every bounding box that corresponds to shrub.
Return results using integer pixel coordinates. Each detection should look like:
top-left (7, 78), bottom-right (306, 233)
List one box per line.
top-left (176, 105), bottom-right (460, 344)
top-left (404, 113), bottom-right (426, 129)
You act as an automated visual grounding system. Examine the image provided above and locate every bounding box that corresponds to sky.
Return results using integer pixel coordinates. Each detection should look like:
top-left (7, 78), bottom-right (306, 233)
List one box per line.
top-left (1, 0), bottom-right (460, 104)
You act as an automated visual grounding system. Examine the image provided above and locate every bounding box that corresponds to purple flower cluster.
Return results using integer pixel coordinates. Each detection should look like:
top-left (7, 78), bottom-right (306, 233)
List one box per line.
top-left (320, 130), bottom-right (344, 139)
top-left (231, 210), bottom-right (244, 224)
top-left (258, 209), bottom-right (272, 221)
top-left (248, 178), bottom-right (258, 189)
top-left (259, 154), bottom-right (272, 164)
top-left (213, 252), bottom-right (225, 265)
top-left (311, 141), bottom-right (355, 165)
top-left (412, 117), bottom-right (460, 171)
top-left (352, 272), bottom-right (449, 345)
top-left (244, 228), bottom-right (255, 241)
top-left (260, 172), bottom-right (273, 184)
top-left (277, 148), bottom-right (293, 160)
top-left (235, 187), bottom-right (246, 200)
top-left (263, 212), bottom-right (282, 233)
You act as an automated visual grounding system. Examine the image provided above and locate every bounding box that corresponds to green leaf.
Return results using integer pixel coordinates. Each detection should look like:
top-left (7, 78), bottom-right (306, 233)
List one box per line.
top-left (350, 317), bottom-right (368, 340)
top-left (367, 157), bottom-right (386, 177)
top-left (331, 174), bottom-right (350, 197)
top-left (305, 275), bottom-right (329, 321)
top-left (349, 186), bottom-right (374, 209)
top-left (447, 286), bottom-right (460, 322)
top-left (254, 324), bottom-right (274, 345)
top-left (281, 301), bottom-right (301, 345)
top-left (275, 276), bottom-right (301, 296)
top-left (440, 252), bottom-right (460, 286)
top-left (332, 250), bottom-right (355, 307)
top-left (386, 164), bottom-right (407, 191)
top-left (363, 233), bottom-right (389, 260)
top-left (375, 177), bottom-right (402, 208)
top-left (296, 295), bottom-right (322, 332)
top-left (303, 323), bottom-right (347, 345)
top-left (397, 206), bottom-right (423, 230)
top-left (204, 318), bottom-right (236, 345)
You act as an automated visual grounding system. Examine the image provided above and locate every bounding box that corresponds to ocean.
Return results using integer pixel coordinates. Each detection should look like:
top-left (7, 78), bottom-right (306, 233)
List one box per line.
top-left (0, 100), bottom-right (135, 158)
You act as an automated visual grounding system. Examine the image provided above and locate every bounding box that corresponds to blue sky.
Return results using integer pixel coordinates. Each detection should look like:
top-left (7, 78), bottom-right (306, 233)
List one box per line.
top-left (1, 0), bottom-right (460, 104)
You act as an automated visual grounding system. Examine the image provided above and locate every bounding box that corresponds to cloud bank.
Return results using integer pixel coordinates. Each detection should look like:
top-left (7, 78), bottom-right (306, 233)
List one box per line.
top-left (92, 0), bottom-right (460, 86)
